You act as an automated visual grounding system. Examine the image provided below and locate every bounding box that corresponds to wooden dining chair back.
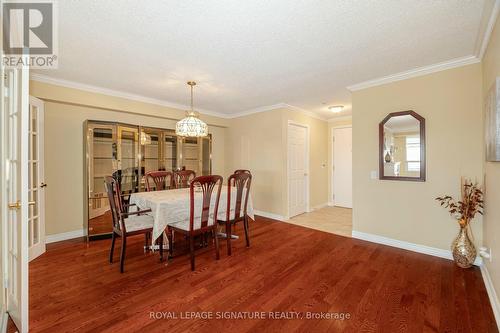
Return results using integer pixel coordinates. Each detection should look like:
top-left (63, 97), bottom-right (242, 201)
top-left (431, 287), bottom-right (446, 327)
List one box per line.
top-left (145, 171), bottom-right (173, 191)
top-left (105, 176), bottom-right (125, 231)
top-left (173, 170), bottom-right (196, 189)
top-left (218, 172), bottom-right (252, 255)
top-left (234, 169), bottom-right (251, 175)
top-left (167, 175), bottom-right (223, 270)
top-left (104, 176), bottom-right (161, 272)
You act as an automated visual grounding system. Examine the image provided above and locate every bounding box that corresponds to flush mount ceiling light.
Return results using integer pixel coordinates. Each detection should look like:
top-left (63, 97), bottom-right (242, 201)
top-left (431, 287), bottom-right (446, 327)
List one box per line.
top-left (175, 81), bottom-right (208, 137)
top-left (328, 105), bottom-right (344, 113)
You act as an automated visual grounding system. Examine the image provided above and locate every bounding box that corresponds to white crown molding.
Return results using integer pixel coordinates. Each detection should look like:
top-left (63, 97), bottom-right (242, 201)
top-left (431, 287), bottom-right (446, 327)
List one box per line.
top-left (481, 264), bottom-right (500, 330)
top-left (227, 102), bottom-right (328, 121)
top-left (477, 0), bottom-right (500, 59)
top-left (351, 230), bottom-right (483, 266)
top-left (30, 73), bottom-right (329, 121)
top-left (227, 103), bottom-right (290, 118)
top-left (46, 229), bottom-right (85, 243)
top-left (328, 115), bottom-right (352, 122)
top-left (30, 73), bottom-right (230, 118)
top-left (347, 55), bottom-right (480, 92)
top-left (346, 0), bottom-right (499, 92)
top-left (283, 103), bottom-right (328, 121)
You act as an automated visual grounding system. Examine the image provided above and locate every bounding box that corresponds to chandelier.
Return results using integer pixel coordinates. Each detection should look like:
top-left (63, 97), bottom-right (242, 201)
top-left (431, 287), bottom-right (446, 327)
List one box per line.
top-left (175, 81), bottom-right (208, 137)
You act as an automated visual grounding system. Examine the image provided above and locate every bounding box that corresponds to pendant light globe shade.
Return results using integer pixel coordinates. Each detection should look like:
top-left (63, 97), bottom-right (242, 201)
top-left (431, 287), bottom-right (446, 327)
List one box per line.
top-left (175, 81), bottom-right (209, 137)
top-left (175, 112), bottom-right (208, 137)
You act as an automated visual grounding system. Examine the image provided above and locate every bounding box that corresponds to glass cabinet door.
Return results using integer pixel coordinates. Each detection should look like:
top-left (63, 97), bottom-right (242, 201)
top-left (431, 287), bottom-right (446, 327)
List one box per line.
top-left (140, 128), bottom-right (161, 191)
top-left (182, 137), bottom-right (200, 175)
top-left (87, 123), bottom-right (117, 236)
top-left (201, 136), bottom-right (211, 176)
top-left (117, 126), bottom-right (139, 195)
top-left (163, 132), bottom-right (178, 172)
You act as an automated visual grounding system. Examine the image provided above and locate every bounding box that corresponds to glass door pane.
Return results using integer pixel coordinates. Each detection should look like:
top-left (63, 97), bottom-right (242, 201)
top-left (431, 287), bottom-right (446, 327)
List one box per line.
top-left (201, 136), bottom-right (211, 175)
top-left (88, 124), bottom-right (116, 236)
top-left (140, 128), bottom-right (161, 191)
top-left (163, 132), bottom-right (178, 172)
top-left (182, 137), bottom-right (200, 175)
top-left (118, 126), bottom-right (139, 195)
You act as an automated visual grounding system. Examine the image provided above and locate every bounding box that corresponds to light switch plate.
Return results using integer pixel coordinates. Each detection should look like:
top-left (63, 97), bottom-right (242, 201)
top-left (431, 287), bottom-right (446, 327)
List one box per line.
top-left (370, 170), bottom-right (378, 179)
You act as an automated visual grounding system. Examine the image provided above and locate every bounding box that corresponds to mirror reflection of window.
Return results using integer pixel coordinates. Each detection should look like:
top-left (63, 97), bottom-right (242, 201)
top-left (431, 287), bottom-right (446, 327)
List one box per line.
top-left (406, 136), bottom-right (420, 172)
top-left (380, 112), bottom-right (424, 181)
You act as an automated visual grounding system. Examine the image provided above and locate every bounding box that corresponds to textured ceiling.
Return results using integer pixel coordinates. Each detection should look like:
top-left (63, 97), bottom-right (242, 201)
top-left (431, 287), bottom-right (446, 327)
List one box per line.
top-left (34, 0), bottom-right (491, 118)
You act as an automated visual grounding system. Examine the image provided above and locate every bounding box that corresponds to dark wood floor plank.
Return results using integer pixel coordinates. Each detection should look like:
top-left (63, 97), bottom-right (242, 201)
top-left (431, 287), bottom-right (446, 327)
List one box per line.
top-left (29, 216), bottom-right (498, 333)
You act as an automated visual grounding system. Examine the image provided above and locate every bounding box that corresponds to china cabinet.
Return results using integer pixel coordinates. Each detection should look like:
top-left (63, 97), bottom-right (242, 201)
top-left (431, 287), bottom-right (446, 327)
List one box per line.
top-left (84, 120), bottom-right (212, 240)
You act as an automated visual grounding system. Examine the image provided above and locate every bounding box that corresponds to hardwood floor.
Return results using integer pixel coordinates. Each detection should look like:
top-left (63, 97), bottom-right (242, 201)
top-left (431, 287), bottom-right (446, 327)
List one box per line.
top-left (30, 216), bottom-right (497, 333)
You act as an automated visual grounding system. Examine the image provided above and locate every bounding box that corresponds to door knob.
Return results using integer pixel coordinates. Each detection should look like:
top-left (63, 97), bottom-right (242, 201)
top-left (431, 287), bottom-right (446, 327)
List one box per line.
top-left (8, 201), bottom-right (21, 210)
top-left (40, 182), bottom-right (47, 188)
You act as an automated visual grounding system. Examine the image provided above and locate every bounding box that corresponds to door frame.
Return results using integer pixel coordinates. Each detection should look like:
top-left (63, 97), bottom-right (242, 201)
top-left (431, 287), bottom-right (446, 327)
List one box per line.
top-left (331, 125), bottom-right (352, 206)
top-left (286, 120), bottom-right (310, 219)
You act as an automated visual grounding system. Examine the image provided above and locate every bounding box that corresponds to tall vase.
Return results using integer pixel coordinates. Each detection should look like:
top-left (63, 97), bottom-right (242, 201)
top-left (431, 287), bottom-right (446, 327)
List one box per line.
top-left (451, 224), bottom-right (476, 268)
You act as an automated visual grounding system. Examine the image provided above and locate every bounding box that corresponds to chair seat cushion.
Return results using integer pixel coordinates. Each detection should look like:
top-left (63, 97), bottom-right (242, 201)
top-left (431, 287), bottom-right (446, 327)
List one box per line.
top-left (124, 214), bottom-right (154, 232)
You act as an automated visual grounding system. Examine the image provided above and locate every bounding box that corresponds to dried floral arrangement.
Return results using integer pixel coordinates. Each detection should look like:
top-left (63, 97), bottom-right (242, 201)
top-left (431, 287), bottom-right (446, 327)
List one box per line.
top-left (436, 178), bottom-right (484, 228)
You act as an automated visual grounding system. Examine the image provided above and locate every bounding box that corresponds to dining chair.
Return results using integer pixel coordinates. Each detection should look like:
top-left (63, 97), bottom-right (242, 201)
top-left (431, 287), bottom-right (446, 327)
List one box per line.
top-left (167, 175), bottom-right (222, 270)
top-left (104, 176), bottom-right (163, 273)
top-left (145, 171), bottom-right (173, 191)
top-left (234, 169), bottom-right (251, 175)
top-left (217, 172), bottom-right (252, 255)
top-left (173, 170), bottom-right (196, 189)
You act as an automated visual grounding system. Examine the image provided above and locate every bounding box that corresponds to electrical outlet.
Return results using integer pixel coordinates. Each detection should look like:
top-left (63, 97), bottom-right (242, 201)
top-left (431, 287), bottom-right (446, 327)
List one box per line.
top-left (479, 246), bottom-right (492, 262)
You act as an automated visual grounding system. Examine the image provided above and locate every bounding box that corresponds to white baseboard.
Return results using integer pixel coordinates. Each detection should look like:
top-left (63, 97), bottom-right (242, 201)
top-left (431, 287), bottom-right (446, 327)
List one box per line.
top-left (253, 210), bottom-right (286, 222)
top-left (46, 229), bottom-right (86, 243)
top-left (311, 202), bottom-right (329, 211)
top-left (351, 230), bottom-right (482, 266)
top-left (0, 311), bottom-right (7, 333)
top-left (481, 264), bottom-right (500, 330)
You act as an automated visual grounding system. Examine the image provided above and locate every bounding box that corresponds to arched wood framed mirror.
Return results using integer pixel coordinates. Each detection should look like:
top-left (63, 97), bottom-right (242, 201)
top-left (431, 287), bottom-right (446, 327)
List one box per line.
top-left (379, 110), bottom-right (426, 182)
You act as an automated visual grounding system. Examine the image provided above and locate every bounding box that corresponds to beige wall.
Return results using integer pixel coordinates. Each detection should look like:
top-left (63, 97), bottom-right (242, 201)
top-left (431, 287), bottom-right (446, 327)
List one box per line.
top-left (30, 81), bottom-right (228, 236)
top-left (225, 108), bottom-right (329, 218)
top-left (482, 14), bottom-right (500, 308)
top-left (352, 63), bottom-right (484, 250)
top-left (328, 117), bottom-right (352, 205)
top-left (226, 110), bottom-right (285, 216)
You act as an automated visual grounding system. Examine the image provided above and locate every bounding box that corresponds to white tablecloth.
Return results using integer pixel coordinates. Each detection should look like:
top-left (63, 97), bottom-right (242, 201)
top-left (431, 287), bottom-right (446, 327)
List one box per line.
top-left (129, 188), bottom-right (254, 242)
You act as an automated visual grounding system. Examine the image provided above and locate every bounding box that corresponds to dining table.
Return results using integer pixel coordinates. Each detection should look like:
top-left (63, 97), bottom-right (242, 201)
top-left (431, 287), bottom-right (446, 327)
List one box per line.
top-left (129, 187), bottom-right (255, 245)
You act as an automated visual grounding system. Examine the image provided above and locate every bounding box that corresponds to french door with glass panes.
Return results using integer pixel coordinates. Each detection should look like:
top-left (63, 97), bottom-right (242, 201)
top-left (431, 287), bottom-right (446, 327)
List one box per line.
top-left (28, 96), bottom-right (46, 261)
top-left (2, 65), bottom-right (30, 332)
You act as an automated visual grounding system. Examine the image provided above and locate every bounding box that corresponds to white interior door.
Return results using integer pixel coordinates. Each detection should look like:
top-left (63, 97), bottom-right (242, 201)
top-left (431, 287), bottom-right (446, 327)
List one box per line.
top-left (2, 67), bottom-right (29, 332)
top-left (288, 123), bottom-right (308, 218)
top-left (333, 127), bottom-right (352, 208)
top-left (28, 97), bottom-right (46, 261)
